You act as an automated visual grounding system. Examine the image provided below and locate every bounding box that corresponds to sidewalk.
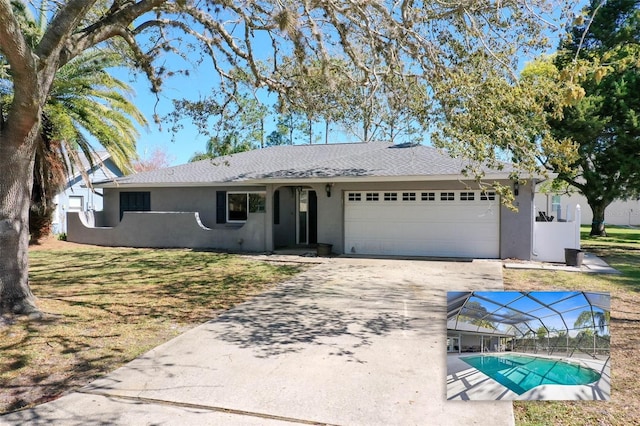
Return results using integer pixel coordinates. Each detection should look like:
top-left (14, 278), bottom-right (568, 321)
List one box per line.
top-left (504, 252), bottom-right (620, 274)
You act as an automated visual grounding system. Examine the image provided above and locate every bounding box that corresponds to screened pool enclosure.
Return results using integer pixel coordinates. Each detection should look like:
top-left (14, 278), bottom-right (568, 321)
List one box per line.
top-left (447, 291), bottom-right (610, 360)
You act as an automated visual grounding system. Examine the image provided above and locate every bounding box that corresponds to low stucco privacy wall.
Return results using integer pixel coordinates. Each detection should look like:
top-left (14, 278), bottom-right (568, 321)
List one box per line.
top-left (67, 211), bottom-right (266, 251)
top-left (67, 179), bottom-right (536, 259)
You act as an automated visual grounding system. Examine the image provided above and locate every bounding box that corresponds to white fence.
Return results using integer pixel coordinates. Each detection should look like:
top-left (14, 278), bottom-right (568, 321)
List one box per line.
top-left (532, 205), bottom-right (581, 263)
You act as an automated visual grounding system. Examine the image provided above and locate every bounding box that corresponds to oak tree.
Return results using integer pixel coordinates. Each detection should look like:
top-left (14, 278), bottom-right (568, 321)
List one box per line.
top-left (0, 0), bottom-right (568, 316)
top-left (549, 0), bottom-right (640, 236)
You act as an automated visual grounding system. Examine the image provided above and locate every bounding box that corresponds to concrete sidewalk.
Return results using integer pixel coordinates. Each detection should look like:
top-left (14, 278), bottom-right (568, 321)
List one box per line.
top-left (1, 258), bottom-right (514, 426)
top-left (504, 252), bottom-right (620, 274)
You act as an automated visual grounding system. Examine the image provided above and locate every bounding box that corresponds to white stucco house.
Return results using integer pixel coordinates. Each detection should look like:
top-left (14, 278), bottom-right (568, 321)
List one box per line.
top-left (534, 189), bottom-right (640, 227)
top-left (53, 151), bottom-right (124, 234)
top-left (68, 142), bottom-right (538, 259)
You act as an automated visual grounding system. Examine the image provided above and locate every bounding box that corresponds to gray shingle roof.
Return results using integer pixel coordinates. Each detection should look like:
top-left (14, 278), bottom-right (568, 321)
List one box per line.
top-left (99, 142), bottom-right (512, 187)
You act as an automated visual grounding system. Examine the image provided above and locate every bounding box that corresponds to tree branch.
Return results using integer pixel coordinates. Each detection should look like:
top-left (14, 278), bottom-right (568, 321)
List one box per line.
top-left (36, 0), bottom-right (99, 61)
top-left (0, 0), bottom-right (36, 86)
top-left (61, 0), bottom-right (165, 66)
top-left (0, 0), bottom-right (40, 141)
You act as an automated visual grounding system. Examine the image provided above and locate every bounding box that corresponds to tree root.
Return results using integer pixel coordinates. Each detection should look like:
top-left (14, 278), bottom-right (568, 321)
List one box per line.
top-left (15, 302), bottom-right (44, 320)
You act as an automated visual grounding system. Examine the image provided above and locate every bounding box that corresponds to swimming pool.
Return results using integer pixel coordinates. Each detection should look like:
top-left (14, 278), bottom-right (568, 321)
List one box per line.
top-left (461, 353), bottom-right (601, 395)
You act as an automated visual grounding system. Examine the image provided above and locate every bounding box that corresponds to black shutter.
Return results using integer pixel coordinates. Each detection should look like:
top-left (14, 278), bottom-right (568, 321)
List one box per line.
top-left (309, 191), bottom-right (317, 244)
top-left (273, 190), bottom-right (280, 225)
top-left (120, 191), bottom-right (151, 220)
top-left (216, 191), bottom-right (226, 223)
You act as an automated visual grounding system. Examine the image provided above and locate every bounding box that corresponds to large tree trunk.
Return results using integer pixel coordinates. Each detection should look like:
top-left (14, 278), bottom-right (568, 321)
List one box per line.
top-left (589, 201), bottom-right (608, 237)
top-left (0, 131), bottom-right (40, 317)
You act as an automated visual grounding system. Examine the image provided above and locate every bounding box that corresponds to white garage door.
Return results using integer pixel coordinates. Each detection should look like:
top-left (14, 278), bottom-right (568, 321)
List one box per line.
top-left (344, 190), bottom-right (500, 258)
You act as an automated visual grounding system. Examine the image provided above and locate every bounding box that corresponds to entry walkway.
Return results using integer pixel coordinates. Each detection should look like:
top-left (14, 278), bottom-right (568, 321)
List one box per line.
top-left (504, 252), bottom-right (620, 274)
top-left (2, 258), bottom-right (514, 426)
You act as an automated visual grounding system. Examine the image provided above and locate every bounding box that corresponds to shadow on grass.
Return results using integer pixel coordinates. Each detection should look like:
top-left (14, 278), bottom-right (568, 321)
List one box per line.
top-left (27, 249), bottom-right (301, 322)
top-left (1, 248), bottom-right (302, 414)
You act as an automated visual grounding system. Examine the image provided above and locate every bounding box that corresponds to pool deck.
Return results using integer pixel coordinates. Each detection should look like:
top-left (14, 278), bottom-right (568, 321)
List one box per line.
top-left (446, 352), bottom-right (610, 401)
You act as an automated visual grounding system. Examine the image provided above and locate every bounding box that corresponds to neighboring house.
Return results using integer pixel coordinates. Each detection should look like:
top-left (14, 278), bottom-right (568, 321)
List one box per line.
top-left (535, 189), bottom-right (640, 226)
top-left (52, 151), bottom-right (123, 234)
top-left (68, 142), bottom-right (536, 259)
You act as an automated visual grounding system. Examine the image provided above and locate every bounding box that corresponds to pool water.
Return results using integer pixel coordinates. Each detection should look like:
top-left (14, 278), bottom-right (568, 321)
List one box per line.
top-left (461, 353), bottom-right (601, 395)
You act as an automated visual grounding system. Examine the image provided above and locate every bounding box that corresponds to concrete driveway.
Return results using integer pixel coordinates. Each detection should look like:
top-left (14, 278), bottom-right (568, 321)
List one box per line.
top-left (1, 257), bottom-right (513, 426)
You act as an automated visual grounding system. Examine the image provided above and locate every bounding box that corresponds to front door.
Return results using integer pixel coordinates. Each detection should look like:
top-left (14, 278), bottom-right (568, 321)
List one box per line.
top-left (297, 189), bottom-right (317, 245)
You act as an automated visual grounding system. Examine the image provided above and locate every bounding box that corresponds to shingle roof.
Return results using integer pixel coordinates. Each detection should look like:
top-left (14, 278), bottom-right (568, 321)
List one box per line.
top-left (98, 142), bottom-right (512, 187)
top-left (67, 150), bottom-right (114, 182)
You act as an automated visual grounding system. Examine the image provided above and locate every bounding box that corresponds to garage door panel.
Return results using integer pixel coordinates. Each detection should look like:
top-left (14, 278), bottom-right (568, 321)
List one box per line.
top-left (347, 205), bottom-right (497, 222)
top-left (344, 191), bottom-right (499, 258)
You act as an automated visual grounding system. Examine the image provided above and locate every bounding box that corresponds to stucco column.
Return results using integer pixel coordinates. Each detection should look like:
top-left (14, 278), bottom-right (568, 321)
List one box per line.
top-left (265, 184), bottom-right (274, 251)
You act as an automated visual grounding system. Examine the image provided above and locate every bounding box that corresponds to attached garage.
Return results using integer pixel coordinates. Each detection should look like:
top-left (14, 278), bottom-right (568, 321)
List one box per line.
top-left (344, 190), bottom-right (500, 258)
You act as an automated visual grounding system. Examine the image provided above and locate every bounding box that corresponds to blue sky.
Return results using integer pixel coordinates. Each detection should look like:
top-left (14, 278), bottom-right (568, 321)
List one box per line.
top-left (466, 291), bottom-right (610, 337)
top-left (114, 53), bottom-right (363, 166)
top-left (113, 66), bottom-right (224, 166)
top-left (108, 3), bottom-right (584, 167)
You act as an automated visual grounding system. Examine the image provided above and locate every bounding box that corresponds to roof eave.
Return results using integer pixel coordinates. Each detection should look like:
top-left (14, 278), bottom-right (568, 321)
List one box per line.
top-left (95, 173), bottom-right (516, 188)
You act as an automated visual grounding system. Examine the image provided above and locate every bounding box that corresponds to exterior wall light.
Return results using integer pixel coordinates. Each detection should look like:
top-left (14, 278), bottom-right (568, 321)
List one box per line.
top-left (513, 181), bottom-right (520, 197)
top-left (325, 183), bottom-right (333, 197)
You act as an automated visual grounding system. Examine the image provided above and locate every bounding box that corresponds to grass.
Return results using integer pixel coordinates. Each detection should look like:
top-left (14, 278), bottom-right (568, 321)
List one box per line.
top-left (3, 228), bottom-right (639, 422)
top-left (0, 245), bottom-right (303, 414)
top-left (504, 226), bottom-right (640, 426)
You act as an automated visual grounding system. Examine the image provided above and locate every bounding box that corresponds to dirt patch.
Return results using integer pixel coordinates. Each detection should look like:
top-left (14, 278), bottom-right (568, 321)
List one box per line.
top-left (28, 235), bottom-right (92, 251)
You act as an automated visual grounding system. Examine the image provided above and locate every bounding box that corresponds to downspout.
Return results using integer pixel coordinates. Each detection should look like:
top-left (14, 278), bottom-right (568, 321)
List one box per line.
top-left (532, 206), bottom-right (538, 257)
top-left (531, 179), bottom-right (539, 258)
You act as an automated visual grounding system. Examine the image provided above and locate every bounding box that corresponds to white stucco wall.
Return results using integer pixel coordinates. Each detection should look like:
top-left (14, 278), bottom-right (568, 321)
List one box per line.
top-left (535, 192), bottom-right (640, 226)
top-left (67, 210), bottom-right (266, 252)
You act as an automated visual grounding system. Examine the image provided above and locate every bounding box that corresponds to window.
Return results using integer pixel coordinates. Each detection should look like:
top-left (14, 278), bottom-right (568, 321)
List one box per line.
top-left (366, 192), bottom-right (379, 201)
top-left (227, 192), bottom-right (266, 222)
top-left (384, 192), bottom-right (398, 201)
top-left (551, 195), bottom-right (561, 214)
top-left (480, 191), bottom-right (496, 201)
top-left (120, 191), bottom-right (150, 220)
top-left (440, 192), bottom-right (455, 201)
top-left (249, 193), bottom-right (266, 213)
top-left (68, 196), bottom-right (84, 212)
top-left (348, 192), bottom-right (362, 201)
top-left (460, 192), bottom-right (475, 201)
top-left (227, 193), bottom-right (248, 221)
top-left (402, 192), bottom-right (416, 201)
top-left (421, 192), bottom-right (435, 201)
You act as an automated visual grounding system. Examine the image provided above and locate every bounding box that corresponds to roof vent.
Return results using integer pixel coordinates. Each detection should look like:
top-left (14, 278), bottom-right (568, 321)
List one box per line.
top-left (390, 142), bottom-right (420, 149)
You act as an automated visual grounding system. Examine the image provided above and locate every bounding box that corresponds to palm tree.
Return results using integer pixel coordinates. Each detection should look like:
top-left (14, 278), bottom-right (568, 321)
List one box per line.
top-left (574, 310), bottom-right (610, 336)
top-left (27, 48), bottom-right (147, 241)
top-left (574, 309), bottom-right (610, 356)
top-left (2, 2), bottom-right (147, 242)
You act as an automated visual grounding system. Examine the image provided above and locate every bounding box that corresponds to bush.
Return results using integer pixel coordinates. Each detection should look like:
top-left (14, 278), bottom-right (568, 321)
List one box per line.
top-left (29, 202), bottom-right (56, 244)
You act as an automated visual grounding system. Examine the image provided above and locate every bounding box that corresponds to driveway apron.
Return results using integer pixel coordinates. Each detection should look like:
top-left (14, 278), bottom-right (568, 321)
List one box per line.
top-left (1, 258), bottom-right (514, 425)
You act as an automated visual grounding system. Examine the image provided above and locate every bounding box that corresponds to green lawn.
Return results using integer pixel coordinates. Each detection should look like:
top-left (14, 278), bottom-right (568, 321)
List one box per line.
top-left (0, 247), bottom-right (303, 413)
top-left (504, 225), bottom-right (640, 426)
top-left (3, 229), bottom-right (639, 423)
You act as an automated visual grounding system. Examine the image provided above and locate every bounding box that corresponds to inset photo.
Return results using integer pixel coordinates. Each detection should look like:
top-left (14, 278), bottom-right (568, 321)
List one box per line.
top-left (446, 291), bottom-right (610, 401)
